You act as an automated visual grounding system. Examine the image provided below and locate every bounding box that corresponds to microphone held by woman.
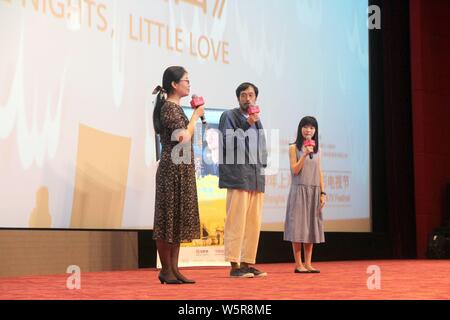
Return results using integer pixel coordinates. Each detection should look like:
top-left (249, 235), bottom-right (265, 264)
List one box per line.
top-left (190, 94), bottom-right (207, 125)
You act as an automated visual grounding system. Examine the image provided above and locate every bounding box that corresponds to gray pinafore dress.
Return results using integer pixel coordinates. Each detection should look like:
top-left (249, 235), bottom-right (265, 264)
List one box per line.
top-left (284, 147), bottom-right (325, 243)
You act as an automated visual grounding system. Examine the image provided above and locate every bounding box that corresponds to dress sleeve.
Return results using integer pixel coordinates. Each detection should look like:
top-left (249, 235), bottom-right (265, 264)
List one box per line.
top-left (161, 103), bottom-right (188, 130)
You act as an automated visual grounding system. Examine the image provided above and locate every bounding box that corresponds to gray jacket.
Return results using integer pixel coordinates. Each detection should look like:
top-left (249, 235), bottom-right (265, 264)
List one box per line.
top-left (218, 108), bottom-right (268, 193)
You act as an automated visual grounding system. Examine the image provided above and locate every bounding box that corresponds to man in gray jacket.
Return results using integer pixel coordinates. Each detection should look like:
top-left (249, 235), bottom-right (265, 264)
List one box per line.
top-left (219, 82), bottom-right (268, 278)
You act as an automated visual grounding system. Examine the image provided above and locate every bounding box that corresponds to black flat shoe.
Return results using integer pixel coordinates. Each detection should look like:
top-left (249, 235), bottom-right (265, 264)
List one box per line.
top-left (294, 268), bottom-right (310, 274)
top-left (304, 265), bottom-right (320, 273)
top-left (306, 268), bottom-right (320, 273)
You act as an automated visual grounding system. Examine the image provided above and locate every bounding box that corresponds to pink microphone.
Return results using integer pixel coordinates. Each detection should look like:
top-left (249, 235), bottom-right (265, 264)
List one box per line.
top-left (248, 105), bottom-right (260, 115)
top-left (303, 136), bottom-right (316, 159)
top-left (190, 94), bottom-right (206, 125)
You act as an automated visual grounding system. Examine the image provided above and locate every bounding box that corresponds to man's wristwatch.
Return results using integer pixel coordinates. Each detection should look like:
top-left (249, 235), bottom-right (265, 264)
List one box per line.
top-left (320, 192), bottom-right (327, 196)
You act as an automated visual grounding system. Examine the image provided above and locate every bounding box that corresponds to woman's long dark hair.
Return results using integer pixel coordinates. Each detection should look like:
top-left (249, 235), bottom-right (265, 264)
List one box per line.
top-left (153, 66), bottom-right (187, 134)
top-left (293, 116), bottom-right (319, 154)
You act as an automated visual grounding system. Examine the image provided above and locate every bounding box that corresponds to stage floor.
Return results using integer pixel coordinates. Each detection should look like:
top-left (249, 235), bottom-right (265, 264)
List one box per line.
top-left (1, 260), bottom-right (449, 300)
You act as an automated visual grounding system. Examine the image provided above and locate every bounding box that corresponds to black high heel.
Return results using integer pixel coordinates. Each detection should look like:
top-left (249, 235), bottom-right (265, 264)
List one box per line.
top-left (176, 276), bottom-right (196, 284)
top-left (158, 273), bottom-right (182, 284)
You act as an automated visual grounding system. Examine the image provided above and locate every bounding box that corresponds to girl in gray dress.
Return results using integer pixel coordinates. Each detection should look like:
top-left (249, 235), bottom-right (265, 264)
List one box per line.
top-left (284, 116), bottom-right (326, 273)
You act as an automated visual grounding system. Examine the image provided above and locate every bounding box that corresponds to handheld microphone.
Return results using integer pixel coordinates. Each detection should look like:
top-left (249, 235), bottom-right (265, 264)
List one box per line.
top-left (303, 136), bottom-right (316, 159)
top-left (190, 94), bottom-right (206, 125)
top-left (248, 105), bottom-right (260, 115)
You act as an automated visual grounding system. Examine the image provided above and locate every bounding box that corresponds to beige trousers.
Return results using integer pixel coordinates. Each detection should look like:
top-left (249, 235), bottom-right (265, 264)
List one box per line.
top-left (224, 189), bottom-right (264, 264)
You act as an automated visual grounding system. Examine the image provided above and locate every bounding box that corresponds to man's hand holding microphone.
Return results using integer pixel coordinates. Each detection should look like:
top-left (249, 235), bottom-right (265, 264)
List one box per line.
top-left (247, 105), bottom-right (260, 126)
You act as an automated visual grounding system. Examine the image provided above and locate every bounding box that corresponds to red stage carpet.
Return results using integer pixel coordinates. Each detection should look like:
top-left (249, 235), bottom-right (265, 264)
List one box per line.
top-left (1, 260), bottom-right (449, 300)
